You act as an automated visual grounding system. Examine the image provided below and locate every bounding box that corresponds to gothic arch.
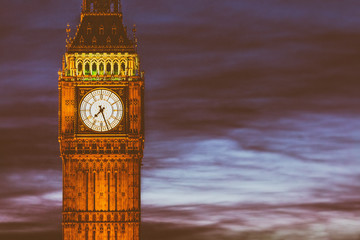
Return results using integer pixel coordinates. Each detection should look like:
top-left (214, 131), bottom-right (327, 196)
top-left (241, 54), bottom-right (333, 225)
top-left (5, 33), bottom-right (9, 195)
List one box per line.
top-left (113, 62), bottom-right (119, 75)
top-left (105, 60), bottom-right (112, 75)
top-left (91, 62), bottom-right (97, 75)
top-left (99, 62), bottom-right (105, 75)
top-left (77, 61), bottom-right (83, 75)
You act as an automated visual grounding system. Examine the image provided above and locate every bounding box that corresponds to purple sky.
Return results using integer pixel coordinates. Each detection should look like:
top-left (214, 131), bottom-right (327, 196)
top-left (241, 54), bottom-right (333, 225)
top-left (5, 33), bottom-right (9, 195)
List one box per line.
top-left (1, 0), bottom-right (360, 239)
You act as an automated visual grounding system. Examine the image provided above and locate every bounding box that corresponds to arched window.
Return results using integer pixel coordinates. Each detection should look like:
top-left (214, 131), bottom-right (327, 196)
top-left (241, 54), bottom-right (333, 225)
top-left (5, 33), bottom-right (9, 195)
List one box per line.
top-left (87, 23), bottom-right (92, 34)
top-left (99, 25), bottom-right (104, 35)
top-left (92, 63), bottom-right (97, 75)
top-left (121, 62), bottom-right (126, 75)
top-left (99, 63), bottom-right (104, 75)
top-left (110, 2), bottom-right (115, 12)
top-left (93, 172), bottom-right (96, 210)
top-left (107, 173), bottom-right (110, 211)
top-left (78, 63), bottom-right (83, 75)
top-left (115, 225), bottom-right (118, 240)
top-left (106, 63), bottom-right (111, 75)
top-left (114, 63), bottom-right (119, 75)
top-left (90, 3), bottom-right (94, 12)
top-left (85, 63), bottom-right (90, 75)
top-left (112, 23), bottom-right (117, 35)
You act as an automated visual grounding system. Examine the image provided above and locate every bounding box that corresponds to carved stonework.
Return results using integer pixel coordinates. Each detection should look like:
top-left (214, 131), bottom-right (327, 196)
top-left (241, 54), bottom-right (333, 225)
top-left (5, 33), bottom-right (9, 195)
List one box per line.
top-left (59, 1), bottom-right (144, 240)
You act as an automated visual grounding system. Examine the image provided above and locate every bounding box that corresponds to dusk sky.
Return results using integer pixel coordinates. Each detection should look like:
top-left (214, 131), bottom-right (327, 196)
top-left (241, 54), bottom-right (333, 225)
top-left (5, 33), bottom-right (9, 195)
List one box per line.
top-left (1, 0), bottom-right (360, 239)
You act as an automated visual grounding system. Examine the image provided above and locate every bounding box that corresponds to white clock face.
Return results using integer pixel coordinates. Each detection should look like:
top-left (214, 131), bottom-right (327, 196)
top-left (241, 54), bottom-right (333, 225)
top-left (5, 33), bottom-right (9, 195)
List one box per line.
top-left (80, 89), bottom-right (123, 132)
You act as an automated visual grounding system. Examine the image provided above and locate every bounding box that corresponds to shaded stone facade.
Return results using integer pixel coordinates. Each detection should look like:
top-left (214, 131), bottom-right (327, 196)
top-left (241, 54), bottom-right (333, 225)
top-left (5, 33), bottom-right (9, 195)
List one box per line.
top-left (59, 1), bottom-right (144, 239)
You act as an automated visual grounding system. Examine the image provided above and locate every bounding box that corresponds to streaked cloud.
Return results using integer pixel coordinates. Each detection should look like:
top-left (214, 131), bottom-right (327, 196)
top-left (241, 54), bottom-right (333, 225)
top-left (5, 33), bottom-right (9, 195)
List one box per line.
top-left (0, 0), bottom-right (359, 239)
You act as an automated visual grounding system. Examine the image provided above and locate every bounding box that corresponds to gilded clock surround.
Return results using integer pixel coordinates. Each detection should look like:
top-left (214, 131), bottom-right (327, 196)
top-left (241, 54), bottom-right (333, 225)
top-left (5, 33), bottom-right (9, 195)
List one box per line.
top-left (59, 1), bottom-right (144, 240)
top-left (77, 87), bottom-right (127, 134)
top-left (79, 88), bottom-right (124, 132)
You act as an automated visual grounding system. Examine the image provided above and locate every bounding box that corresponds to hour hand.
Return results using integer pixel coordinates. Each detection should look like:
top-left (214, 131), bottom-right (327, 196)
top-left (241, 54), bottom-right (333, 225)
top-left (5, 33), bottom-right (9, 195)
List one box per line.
top-left (94, 105), bottom-right (103, 117)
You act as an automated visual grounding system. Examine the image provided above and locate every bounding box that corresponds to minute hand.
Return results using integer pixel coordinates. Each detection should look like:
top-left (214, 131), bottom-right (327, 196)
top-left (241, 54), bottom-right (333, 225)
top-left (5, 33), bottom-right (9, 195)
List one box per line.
top-left (101, 111), bottom-right (110, 131)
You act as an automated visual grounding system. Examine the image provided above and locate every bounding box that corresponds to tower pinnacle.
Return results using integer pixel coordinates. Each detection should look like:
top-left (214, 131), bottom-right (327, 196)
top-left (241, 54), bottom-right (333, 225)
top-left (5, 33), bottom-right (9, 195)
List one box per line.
top-left (59, 1), bottom-right (144, 240)
top-left (82, 0), bottom-right (122, 14)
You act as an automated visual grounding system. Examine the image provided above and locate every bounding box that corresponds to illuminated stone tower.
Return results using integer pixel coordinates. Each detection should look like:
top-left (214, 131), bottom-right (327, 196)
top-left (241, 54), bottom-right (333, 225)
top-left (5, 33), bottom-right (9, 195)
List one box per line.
top-left (58, 1), bottom-right (144, 240)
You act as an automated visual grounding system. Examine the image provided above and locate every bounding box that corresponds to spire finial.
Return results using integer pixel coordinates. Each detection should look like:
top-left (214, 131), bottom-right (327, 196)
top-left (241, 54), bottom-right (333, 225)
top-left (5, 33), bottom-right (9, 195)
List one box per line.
top-left (66, 23), bottom-right (71, 39)
top-left (82, 0), bottom-right (122, 14)
top-left (133, 24), bottom-right (138, 50)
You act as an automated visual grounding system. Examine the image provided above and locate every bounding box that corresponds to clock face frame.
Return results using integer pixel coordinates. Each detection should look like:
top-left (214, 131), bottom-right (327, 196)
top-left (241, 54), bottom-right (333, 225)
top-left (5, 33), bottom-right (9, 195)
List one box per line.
top-left (79, 88), bottom-right (124, 132)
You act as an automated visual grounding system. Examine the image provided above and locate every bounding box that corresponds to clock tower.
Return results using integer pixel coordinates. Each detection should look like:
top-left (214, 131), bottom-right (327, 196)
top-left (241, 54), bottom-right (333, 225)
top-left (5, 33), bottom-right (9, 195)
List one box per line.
top-left (58, 1), bottom-right (144, 240)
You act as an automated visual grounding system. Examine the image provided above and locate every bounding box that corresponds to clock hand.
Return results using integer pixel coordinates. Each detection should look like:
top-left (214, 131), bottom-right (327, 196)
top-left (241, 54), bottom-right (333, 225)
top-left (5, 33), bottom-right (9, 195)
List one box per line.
top-left (101, 110), bottom-right (110, 131)
top-left (94, 105), bottom-right (102, 117)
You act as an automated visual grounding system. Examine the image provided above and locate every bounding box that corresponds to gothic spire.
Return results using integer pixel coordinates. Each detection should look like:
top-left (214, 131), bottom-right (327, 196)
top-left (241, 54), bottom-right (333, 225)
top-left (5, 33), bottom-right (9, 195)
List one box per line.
top-left (82, 0), bottom-right (122, 14)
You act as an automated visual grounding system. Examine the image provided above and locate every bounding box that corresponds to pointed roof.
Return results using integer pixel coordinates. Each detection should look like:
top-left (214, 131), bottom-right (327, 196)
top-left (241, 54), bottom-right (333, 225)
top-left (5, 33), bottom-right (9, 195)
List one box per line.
top-left (67, 14), bottom-right (135, 53)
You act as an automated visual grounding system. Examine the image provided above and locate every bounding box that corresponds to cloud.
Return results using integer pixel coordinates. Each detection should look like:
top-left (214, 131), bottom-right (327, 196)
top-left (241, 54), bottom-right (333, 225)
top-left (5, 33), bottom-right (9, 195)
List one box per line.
top-left (135, 1), bottom-right (360, 145)
top-left (1, 0), bottom-right (360, 239)
top-left (0, 170), bottom-right (62, 237)
top-left (0, 230), bottom-right (61, 240)
top-left (141, 215), bottom-right (360, 240)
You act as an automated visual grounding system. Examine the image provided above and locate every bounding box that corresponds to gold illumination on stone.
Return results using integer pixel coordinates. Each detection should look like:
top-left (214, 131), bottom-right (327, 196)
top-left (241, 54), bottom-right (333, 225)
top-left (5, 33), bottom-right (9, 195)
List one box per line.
top-left (59, 1), bottom-right (144, 240)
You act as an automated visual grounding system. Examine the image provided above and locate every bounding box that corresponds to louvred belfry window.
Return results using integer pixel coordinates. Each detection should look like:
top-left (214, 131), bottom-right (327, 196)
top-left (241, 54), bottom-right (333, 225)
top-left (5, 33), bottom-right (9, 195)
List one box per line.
top-left (99, 63), bottom-right (104, 75)
top-left (85, 63), bottom-right (90, 75)
top-left (114, 63), bottom-right (119, 75)
top-left (78, 63), bottom-right (83, 75)
top-left (92, 63), bottom-right (97, 75)
top-left (106, 63), bottom-right (111, 74)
